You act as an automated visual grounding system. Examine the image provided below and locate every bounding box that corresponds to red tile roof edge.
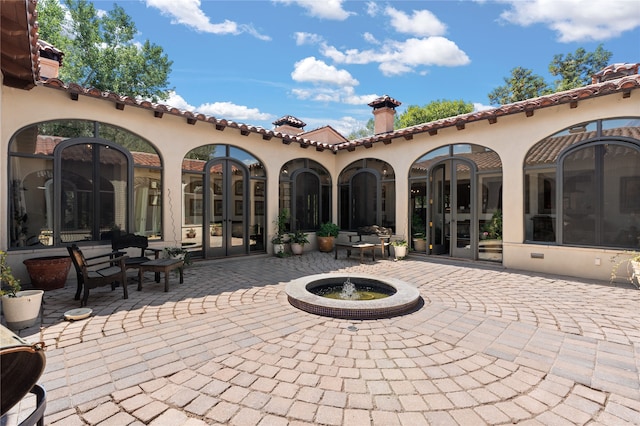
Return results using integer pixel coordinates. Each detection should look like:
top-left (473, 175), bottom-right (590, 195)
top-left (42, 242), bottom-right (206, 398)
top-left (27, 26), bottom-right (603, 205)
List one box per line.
top-left (339, 74), bottom-right (640, 151)
top-left (40, 73), bottom-right (640, 154)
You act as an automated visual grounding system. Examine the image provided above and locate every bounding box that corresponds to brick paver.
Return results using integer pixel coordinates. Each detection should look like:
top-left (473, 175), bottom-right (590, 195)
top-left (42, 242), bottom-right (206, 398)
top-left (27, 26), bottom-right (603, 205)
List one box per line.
top-left (2, 252), bottom-right (640, 425)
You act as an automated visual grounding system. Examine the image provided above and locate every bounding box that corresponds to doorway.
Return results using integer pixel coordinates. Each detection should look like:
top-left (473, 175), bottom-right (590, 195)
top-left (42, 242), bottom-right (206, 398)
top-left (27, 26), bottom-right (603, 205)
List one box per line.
top-left (206, 159), bottom-right (249, 257)
top-left (429, 160), bottom-right (475, 259)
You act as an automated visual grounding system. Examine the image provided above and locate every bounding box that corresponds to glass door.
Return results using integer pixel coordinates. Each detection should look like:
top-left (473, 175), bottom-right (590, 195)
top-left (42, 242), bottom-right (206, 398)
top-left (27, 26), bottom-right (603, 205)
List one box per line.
top-left (429, 160), bottom-right (474, 259)
top-left (207, 159), bottom-right (248, 257)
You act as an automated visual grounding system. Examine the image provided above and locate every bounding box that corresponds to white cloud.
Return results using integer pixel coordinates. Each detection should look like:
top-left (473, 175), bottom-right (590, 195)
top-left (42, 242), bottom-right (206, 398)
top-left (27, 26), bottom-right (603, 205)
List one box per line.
top-left (473, 102), bottom-right (494, 112)
top-left (498, 0), bottom-right (640, 42)
top-left (145, 0), bottom-right (270, 40)
top-left (321, 37), bottom-right (470, 76)
top-left (365, 1), bottom-right (380, 17)
top-left (291, 57), bottom-right (359, 86)
top-left (363, 32), bottom-right (380, 45)
top-left (165, 92), bottom-right (272, 122)
top-left (272, 0), bottom-right (353, 20)
top-left (385, 6), bottom-right (447, 37)
top-left (294, 32), bottom-right (324, 45)
top-left (291, 86), bottom-right (377, 106)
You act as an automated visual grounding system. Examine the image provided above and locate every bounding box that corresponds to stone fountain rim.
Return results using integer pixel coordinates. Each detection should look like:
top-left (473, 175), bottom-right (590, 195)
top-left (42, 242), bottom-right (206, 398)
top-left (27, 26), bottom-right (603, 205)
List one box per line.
top-left (285, 273), bottom-right (422, 319)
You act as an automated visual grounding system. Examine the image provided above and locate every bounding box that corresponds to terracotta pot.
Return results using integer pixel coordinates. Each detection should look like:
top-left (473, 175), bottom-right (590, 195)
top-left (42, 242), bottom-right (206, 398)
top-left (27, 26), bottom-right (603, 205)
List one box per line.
top-left (317, 236), bottom-right (335, 252)
top-left (23, 256), bottom-right (71, 291)
top-left (412, 238), bottom-right (427, 252)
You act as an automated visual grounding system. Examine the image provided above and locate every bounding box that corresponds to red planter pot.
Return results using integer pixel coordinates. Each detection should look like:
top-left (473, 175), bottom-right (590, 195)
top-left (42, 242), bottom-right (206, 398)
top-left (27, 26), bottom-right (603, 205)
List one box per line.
top-left (23, 256), bottom-right (72, 291)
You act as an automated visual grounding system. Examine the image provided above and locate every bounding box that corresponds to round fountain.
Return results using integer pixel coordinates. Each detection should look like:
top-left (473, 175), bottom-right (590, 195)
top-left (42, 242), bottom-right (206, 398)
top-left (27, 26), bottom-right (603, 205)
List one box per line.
top-left (285, 273), bottom-right (422, 319)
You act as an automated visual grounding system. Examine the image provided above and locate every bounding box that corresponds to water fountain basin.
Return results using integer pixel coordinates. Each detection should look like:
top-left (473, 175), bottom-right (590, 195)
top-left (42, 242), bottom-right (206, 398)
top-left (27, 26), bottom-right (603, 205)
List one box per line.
top-left (285, 273), bottom-right (422, 319)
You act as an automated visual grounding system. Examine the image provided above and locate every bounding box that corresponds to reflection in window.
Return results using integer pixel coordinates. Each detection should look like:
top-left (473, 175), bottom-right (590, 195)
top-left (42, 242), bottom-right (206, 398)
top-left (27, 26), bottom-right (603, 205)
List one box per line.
top-left (280, 159), bottom-right (331, 231)
top-left (8, 120), bottom-right (162, 248)
top-left (524, 117), bottom-right (640, 248)
top-left (338, 159), bottom-right (395, 231)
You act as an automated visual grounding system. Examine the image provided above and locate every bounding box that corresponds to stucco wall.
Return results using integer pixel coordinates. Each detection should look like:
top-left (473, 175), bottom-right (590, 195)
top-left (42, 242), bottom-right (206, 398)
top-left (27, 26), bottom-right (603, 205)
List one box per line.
top-left (2, 83), bottom-right (639, 284)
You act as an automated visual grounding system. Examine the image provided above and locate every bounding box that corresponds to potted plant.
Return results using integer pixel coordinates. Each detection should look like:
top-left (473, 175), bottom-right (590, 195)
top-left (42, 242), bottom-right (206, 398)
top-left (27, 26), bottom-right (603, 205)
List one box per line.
top-left (289, 230), bottom-right (310, 255)
top-left (391, 239), bottom-right (408, 260)
top-left (610, 251), bottom-right (640, 289)
top-left (316, 222), bottom-right (340, 252)
top-left (163, 246), bottom-right (192, 266)
top-left (271, 209), bottom-right (289, 256)
top-left (186, 228), bottom-right (196, 238)
top-left (1, 251), bottom-right (44, 330)
top-left (411, 212), bottom-right (427, 252)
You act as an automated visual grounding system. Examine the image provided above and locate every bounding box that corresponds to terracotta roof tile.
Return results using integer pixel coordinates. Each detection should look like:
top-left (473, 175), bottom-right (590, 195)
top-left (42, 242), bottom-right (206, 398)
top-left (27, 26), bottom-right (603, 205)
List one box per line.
top-left (339, 73), bottom-right (640, 151)
top-left (37, 71), bottom-right (640, 155)
top-left (368, 95), bottom-right (401, 109)
top-left (273, 115), bottom-right (306, 128)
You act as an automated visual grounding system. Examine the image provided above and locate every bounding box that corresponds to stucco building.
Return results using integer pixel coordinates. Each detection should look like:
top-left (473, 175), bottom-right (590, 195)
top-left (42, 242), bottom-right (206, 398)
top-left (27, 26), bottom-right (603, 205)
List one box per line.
top-left (2, 0), bottom-right (640, 284)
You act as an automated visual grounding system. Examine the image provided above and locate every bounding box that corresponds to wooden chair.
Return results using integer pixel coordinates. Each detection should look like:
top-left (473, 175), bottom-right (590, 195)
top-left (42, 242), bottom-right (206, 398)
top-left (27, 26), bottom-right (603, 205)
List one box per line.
top-left (67, 244), bottom-right (128, 307)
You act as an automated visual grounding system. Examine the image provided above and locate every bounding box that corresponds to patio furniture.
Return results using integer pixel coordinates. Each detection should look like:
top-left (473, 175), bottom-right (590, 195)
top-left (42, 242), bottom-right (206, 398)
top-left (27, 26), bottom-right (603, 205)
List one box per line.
top-left (352, 226), bottom-right (392, 259)
top-left (111, 233), bottom-right (162, 274)
top-left (138, 258), bottom-right (184, 292)
top-left (334, 242), bottom-right (376, 263)
top-left (67, 244), bottom-right (128, 307)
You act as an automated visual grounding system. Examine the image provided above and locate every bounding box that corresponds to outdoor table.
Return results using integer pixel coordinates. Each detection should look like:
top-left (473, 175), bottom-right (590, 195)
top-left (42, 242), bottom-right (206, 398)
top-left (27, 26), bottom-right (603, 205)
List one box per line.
top-left (138, 258), bottom-right (184, 292)
top-left (334, 242), bottom-right (376, 263)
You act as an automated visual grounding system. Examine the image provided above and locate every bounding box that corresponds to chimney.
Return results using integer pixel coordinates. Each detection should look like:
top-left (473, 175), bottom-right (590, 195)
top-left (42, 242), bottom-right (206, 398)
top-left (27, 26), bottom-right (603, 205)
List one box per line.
top-left (273, 115), bottom-right (306, 135)
top-left (38, 40), bottom-right (64, 80)
top-left (368, 95), bottom-right (401, 134)
top-left (591, 63), bottom-right (639, 84)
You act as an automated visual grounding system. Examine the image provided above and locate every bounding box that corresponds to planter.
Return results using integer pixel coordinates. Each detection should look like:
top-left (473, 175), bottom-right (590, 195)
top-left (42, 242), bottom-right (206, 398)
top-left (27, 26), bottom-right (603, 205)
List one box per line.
top-left (392, 245), bottom-right (408, 259)
top-left (317, 236), bottom-right (335, 252)
top-left (23, 256), bottom-right (71, 291)
top-left (632, 261), bottom-right (640, 287)
top-left (1, 290), bottom-right (44, 330)
top-left (273, 243), bottom-right (285, 256)
top-left (290, 243), bottom-right (304, 255)
top-left (412, 238), bottom-right (427, 252)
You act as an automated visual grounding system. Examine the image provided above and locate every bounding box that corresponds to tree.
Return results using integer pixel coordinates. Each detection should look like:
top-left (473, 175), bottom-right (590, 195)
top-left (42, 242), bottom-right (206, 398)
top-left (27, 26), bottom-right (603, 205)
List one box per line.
top-left (347, 118), bottom-right (375, 139)
top-left (549, 44), bottom-right (612, 91)
top-left (396, 99), bottom-right (474, 128)
top-left (37, 0), bottom-right (173, 101)
top-left (488, 67), bottom-right (551, 106)
top-left (488, 46), bottom-right (613, 105)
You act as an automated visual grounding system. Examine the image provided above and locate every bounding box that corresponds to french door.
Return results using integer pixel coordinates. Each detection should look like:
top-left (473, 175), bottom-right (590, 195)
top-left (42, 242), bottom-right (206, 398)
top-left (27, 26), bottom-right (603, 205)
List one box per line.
top-left (206, 159), bottom-right (248, 257)
top-left (429, 160), bottom-right (475, 259)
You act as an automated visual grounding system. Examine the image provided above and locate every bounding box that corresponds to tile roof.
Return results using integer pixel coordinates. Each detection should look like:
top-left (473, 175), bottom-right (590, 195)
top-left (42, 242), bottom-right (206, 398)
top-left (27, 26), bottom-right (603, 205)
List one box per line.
top-left (338, 73), bottom-right (640, 152)
top-left (525, 126), bottom-right (640, 166)
top-left (592, 63), bottom-right (639, 83)
top-left (37, 39), bottom-right (64, 64)
top-left (1, 0), bottom-right (40, 89)
top-left (368, 95), bottom-right (402, 109)
top-left (273, 115), bottom-right (306, 128)
top-left (40, 73), bottom-right (640, 154)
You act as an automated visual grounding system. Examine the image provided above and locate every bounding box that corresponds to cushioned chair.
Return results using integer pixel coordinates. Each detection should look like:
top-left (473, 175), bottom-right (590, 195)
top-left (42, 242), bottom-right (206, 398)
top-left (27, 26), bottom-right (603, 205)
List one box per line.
top-left (67, 244), bottom-right (128, 307)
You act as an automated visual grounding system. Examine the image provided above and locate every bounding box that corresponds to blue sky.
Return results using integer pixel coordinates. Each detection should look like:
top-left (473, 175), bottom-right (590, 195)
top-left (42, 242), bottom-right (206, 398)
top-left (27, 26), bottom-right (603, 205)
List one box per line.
top-left (84, 0), bottom-right (639, 136)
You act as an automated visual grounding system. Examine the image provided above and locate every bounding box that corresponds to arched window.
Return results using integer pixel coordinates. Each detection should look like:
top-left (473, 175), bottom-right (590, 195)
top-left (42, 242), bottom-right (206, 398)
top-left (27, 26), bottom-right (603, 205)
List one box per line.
top-left (524, 117), bottom-right (640, 248)
top-left (279, 159), bottom-right (331, 231)
top-left (338, 159), bottom-right (395, 231)
top-left (8, 120), bottom-right (162, 248)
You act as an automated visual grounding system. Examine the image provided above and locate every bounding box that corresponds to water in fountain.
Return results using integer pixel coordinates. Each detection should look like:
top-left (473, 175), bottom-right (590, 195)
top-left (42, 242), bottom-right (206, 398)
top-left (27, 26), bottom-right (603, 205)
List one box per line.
top-left (339, 277), bottom-right (360, 300)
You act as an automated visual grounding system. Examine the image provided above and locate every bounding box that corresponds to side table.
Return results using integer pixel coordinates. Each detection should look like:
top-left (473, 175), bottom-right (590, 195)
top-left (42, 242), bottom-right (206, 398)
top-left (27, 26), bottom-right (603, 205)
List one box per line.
top-left (138, 259), bottom-right (184, 292)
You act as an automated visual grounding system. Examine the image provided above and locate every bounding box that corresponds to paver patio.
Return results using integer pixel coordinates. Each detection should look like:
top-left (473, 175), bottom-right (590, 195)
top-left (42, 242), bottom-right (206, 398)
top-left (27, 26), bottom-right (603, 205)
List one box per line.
top-left (3, 252), bottom-right (640, 425)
